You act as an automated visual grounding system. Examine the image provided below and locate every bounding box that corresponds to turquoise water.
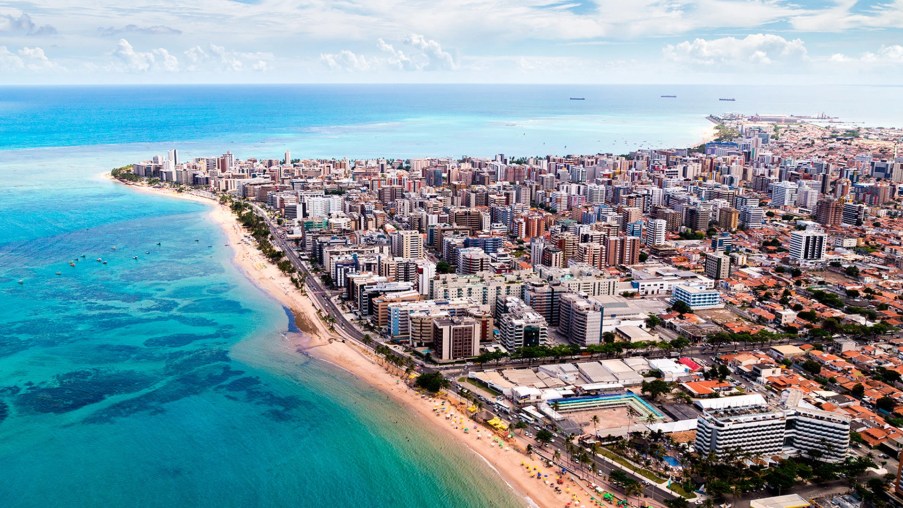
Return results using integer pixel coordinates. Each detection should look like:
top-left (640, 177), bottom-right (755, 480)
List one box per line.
top-left (0, 149), bottom-right (522, 507)
top-left (2, 85), bottom-right (901, 507)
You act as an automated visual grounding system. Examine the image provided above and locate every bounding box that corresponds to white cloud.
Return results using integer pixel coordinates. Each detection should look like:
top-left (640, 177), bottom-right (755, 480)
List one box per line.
top-left (663, 34), bottom-right (808, 66)
top-left (322, 33), bottom-right (456, 72)
top-left (0, 13), bottom-right (56, 36)
top-left (0, 45), bottom-right (55, 70)
top-left (112, 38), bottom-right (179, 72)
top-left (184, 44), bottom-right (273, 72)
top-left (829, 45), bottom-right (903, 65)
top-left (320, 50), bottom-right (374, 71)
top-left (790, 0), bottom-right (903, 32)
top-left (403, 34), bottom-right (456, 70)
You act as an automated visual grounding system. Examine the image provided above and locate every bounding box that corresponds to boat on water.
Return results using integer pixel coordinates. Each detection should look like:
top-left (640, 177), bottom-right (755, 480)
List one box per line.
top-left (69, 262), bottom-right (75, 267)
top-left (569, 97), bottom-right (585, 101)
top-left (102, 261), bottom-right (107, 265)
top-left (660, 95), bottom-right (677, 98)
top-left (96, 258), bottom-right (102, 262)
top-left (719, 98), bottom-right (736, 102)
top-left (133, 256), bottom-right (138, 260)
top-left (56, 272), bottom-right (61, 276)
top-left (18, 280), bottom-right (24, 285)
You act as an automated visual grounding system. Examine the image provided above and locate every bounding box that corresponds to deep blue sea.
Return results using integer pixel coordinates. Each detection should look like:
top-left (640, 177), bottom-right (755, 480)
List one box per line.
top-left (0, 84), bottom-right (901, 508)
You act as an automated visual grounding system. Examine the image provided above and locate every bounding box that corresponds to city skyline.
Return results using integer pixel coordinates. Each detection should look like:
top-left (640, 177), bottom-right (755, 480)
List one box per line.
top-left (2, 0), bottom-right (903, 84)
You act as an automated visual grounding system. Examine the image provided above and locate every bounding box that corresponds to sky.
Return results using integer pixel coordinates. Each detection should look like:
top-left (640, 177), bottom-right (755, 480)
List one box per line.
top-left (1, 0), bottom-right (902, 84)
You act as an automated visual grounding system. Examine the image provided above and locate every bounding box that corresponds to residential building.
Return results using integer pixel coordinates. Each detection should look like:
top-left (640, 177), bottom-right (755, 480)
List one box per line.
top-left (789, 229), bottom-right (826, 265)
top-left (496, 297), bottom-right (549, 351)
top-left (704, 252), bottom-right (731, 280)
top-left (645, 219), bottom-right (667, 246)
top-left (391, 230), bottom-right (424, 259)
top-left (433, 317), bottom-right (481, 361)
top-left (558, 293), bottom-right (603, 346)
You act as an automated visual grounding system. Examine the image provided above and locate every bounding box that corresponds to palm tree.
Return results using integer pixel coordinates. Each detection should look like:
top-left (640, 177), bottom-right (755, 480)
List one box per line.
top-left (626, 405), bottom-right (640, 436)
top-left (591, 414), bottom-right (600, 434)
top-left (644, 413), bottom-right (657, 433)
top-left (625, 482), bottom-right (644, 507)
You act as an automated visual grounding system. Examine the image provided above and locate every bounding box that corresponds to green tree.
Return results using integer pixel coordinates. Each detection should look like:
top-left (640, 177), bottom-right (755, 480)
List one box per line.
top-left (665, 498), bottom-right (690, 508)
top-left (671, 300), bottom-right (693, 315)
top-left (851, 383), bottom-right (865, 398)
top-left (641, 379), bottom-right (672, 401)
top-left (801, 359), bottom-right (822, 376)
top-left (645, 313), bottom-right (663, 330)
top-left (535, 429), bottom-right (553, 445)
top-left (876, 396), bottom-right (897, 413)
top-left (414, 372), bottom-right (449, 393)
top-left (436, 261), bottom-right (454, 274)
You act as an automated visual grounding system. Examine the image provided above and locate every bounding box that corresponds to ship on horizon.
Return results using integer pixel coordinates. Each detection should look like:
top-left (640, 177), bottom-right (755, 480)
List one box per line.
top-left (660, 95), bottom-right (677, 98)
top-left (719, 98), bottom-right (736, 102)
top-left (569, 97), bottom-right (586, 101)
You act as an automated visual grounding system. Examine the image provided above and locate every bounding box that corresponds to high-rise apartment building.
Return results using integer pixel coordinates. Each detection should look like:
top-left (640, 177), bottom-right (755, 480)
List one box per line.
top-left (433, 317), bottom-right (480, 361)
top-left (789, 230), bottom-right (826, 264)
top-left (558, 294), bottom-right (603, 347)
top-left (645, 219), bottom-right (666, 246)
top-left (704, 252), bottom-right (731, 280)
top-left (392, 230), bottom-right (424, 259)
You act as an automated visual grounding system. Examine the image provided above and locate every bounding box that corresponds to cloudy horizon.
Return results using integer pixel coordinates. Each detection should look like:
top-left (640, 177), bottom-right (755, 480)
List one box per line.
top-left (2, 0), bottom-right (903, 84)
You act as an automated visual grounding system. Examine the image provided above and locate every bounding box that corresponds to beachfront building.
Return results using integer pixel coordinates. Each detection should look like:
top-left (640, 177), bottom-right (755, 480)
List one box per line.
top-left (696, 399), bottom-right (850, 462)
top-left (433, 317), bottom-right (481, 361)
top-left (496, 297), bottom-right (549, 351)
top-left (558, 293), bottom-right (603, 347)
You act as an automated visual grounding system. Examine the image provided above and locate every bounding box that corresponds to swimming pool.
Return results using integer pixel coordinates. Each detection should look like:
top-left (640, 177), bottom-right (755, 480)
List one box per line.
top-left (663, 456), bottom-right (681, 468)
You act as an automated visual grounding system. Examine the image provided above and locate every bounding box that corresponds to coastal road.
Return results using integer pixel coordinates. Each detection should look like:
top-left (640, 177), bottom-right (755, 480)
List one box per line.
top-left (243, 200), bottom-right (427, 371)
top-left (245, 202), bottom-right (367, 342)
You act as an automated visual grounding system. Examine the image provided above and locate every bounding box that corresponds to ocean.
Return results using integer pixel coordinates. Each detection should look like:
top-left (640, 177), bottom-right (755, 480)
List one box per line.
top-left (0, 84), bottom-right (900, 508)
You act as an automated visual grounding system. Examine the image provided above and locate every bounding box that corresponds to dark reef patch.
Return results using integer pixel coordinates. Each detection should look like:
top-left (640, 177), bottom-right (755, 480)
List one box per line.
top-left (0, 336), bottom-right (31, 358)
top-left (16, 368), bottom-right (155, 414)
top-left (214, 375), bottom-right (305, 422)
top-left (84, 364), bottom-right (243, 423)
top-left (178, 298), bottom-right (250, 315)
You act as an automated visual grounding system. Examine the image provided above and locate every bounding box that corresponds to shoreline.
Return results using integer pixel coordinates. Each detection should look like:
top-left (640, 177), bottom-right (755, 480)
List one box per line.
top-left (110, 175), bottom-right (605, 508)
